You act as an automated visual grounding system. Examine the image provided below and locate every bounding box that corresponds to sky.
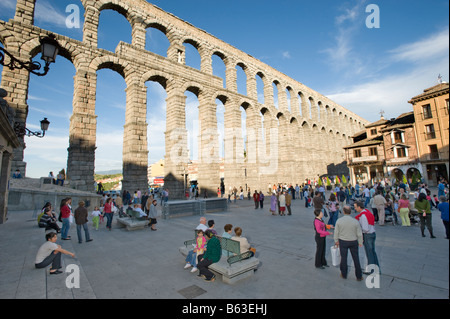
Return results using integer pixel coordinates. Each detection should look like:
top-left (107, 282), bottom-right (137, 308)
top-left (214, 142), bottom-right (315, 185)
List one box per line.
top-left (0, 0), bottom-right (449, 178)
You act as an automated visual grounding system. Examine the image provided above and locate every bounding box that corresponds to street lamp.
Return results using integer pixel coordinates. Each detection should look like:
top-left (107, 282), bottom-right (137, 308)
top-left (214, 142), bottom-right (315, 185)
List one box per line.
top-left (0, 34), bottom-right (60, 76)
top-left (14, 117), bottom-right (50, 138)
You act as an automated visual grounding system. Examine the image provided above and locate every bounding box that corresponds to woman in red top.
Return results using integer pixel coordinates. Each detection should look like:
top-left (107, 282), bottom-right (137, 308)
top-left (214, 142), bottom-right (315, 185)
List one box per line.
top-left (60, 198), bottom-right (72, 240)
top-left (398, 194), bottom-right (411, 226)
top-left (104, 197), bottom-right (114, 230)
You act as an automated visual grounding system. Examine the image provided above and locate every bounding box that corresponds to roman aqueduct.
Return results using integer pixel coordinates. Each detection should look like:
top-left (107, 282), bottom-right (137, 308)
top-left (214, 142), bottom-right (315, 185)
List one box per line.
top-left (1, 0), bottom-right (369, 198)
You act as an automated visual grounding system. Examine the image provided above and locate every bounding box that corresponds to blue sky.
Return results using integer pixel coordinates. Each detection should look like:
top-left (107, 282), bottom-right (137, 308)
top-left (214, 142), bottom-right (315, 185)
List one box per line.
top-left (0, 0), bottom-right (449, 178)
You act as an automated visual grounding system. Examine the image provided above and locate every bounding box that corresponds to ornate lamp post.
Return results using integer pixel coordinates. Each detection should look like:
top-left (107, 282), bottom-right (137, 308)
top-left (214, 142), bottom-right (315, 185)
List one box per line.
top-left (0, 33), bottom-right (60, 76)
top-left (14, 117), bottom-right (50, 138)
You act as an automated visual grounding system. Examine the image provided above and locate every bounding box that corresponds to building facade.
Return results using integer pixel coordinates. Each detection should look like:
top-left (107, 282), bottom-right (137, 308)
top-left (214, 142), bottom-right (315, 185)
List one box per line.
top-left (409, 82), bottom-right (449, 186)
top-left (344, 112), bottom-right (420, 187)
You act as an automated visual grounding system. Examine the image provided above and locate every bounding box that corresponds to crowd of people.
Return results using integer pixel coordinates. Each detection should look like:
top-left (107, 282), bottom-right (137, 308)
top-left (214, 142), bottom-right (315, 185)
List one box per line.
top-left (34, 178), bottom-right (448, 283)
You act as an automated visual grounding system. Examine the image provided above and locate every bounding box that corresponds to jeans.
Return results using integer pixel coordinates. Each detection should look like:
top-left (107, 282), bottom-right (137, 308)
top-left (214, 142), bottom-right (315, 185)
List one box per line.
top-left (362, 232), bottom-right (379, 271)
top-left (364, 196), bottom-right (370, 208)
top-left (35, 251), bottom-right (61, 270)
top-left (185, 250), bottom-right (198, 267)
top-left (105, 213), bottom-right (114, 229)
top-left (61, 218), bottom-right (70, 239)
top-left (76, 223), bottom-right (91, 243)
top-left (328, 211), bottom-right (339, 227)
top-left (338, 239), bottom-right (362, 279)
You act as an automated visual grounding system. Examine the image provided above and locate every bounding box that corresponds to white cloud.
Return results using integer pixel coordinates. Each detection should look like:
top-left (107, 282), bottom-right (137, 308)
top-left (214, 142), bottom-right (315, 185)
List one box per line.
top-left (282, 51), bottom-right (291, 59)
top-left (321, 1), bottom-right (368, 77)
top-left (0, 0), bottom-right (16, 10)
top-left (388, 27), bottom-right (449, 63)
top-left (35, 0), bottom-right (67, 28)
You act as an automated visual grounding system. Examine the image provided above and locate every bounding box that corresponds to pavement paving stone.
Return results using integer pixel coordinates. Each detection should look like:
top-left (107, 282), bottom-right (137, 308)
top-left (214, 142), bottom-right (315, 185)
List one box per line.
top-left (0, 193), bottom-right (448, 300)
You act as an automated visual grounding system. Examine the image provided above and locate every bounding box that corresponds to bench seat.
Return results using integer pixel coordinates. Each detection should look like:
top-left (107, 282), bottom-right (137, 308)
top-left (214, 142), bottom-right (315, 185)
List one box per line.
top-left (179, 236), bottom-right (260, 284)
top-left (116, 217), bottom-right (148, 231)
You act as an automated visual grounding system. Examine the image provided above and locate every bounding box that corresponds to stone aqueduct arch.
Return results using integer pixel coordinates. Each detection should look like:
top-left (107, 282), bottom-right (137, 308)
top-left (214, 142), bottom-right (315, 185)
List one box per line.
top-left (0, 0), bottom-right (368, 198)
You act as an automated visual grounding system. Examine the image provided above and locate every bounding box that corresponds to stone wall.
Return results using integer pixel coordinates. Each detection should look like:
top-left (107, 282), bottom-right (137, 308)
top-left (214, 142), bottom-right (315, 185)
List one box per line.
top-left (0, 0), bottom-right (369, 198)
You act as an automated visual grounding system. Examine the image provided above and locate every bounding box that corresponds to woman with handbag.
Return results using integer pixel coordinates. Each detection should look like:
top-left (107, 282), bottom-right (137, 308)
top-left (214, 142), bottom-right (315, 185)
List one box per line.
top-left (313, 209), bottom-right (333, 269)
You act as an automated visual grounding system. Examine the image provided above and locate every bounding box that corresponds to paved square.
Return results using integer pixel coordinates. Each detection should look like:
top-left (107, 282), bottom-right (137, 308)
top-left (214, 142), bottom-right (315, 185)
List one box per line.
top-left (0, 194), bottom-right (448, 299)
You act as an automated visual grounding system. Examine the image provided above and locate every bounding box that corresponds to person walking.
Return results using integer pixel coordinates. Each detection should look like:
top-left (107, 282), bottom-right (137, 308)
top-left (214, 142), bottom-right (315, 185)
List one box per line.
top-left (60, 198), bottom-right (72, 240)
top-left (437, 196), bottom-right (449, 239)
top-left (313, 209), bottom-right (333, 269)
top-left (253, 190), bottom-right (260, 209)
top-left (285, 191), bottom-right (292, 215)
top-left (354, 201), bottom-right (379, 274)
top-left (334, 205), bottom-right (363, 281)
top-left (270, 193), bottom-right (277, 215)
top-left (147, 199), bottom-right (158, 231)
top-left (279, 191), bottom-right (287, 216)
top-left (373, 191), bottom-right (387, 226)
top-left (104, 197), bottom-right (114, 231)
top-left (398, 194), bottom-right (411, 226)
top-left (259, 191), bottom-right (264, 209)
top-left (415, 192), bottom-right (435, 238)
top-left (74, 201), bottom-right (93, 244)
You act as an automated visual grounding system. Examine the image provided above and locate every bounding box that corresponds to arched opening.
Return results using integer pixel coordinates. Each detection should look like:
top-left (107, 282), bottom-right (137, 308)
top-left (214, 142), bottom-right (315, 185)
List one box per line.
top-left (145, 24), bottom-right (170, 57)
top-left (256, 72), bottom-right (265, 104)
top-left (185, 89), bottom-right (199, 161)
top-left (183, 40), bottom-right (201, 70)
top-left (216, 97), bottom-right (226, 159)
top-left (272, 81), bottom-right (280, 109)
top-left (23, 53), bottom-right (76, 177)
top-left (95, 67), bottom-right (127, 174)
top-left (236, 63), bottom-right (247, 96)
top-left (212, 52), bottom-right (226, 89)
top-left (145, 77), bottom-right (168, 177)
top-left (97, 8), bottom-right (132, 52)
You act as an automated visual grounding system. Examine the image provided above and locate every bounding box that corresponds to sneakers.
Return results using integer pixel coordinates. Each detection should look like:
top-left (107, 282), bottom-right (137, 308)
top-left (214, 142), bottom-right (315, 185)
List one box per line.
top-left (204, 275), bottom-right (216, 282)
top-left (190, 267), bottom-right (198, 273)
top-left (184, 263), bottom-right (192, 269)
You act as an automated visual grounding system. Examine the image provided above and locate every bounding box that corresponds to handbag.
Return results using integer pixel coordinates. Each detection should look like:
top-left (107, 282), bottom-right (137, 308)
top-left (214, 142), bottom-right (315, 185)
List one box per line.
top-left (330, 245), bottom-right (341, 267)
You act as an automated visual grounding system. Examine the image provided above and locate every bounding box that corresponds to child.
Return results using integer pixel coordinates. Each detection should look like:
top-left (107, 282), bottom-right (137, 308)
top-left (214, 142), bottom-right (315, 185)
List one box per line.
top-left (433, 194), bottom-right (439, 209)
top-left (91, 206), bottom-right (101, 230)
top-left (184, 229), bottom-right (206, 273)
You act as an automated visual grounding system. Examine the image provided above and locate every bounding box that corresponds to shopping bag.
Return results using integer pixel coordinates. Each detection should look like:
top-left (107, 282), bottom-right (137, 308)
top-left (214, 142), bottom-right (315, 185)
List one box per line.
top-left (330, 245), bottom-right (340, 267)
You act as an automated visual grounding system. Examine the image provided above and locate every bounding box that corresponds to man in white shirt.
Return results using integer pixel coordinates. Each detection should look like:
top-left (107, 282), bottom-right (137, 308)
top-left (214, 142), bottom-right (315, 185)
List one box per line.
top-left (35, 232), bottom-right (75, 274)
top-left (195, 217), bottom-right (208, 231)
top-left (354, 201), bottom-right (380, 275)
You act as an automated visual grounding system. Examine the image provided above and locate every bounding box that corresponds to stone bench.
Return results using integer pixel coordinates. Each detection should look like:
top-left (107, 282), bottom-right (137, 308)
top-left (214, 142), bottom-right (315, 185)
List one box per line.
top-left (116, 209), bottom-right (148, 231)
top-left (179, 235), bottom-right (259, 284)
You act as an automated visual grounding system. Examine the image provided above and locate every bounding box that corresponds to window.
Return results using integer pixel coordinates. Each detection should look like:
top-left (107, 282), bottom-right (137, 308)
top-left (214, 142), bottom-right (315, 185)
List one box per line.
top-left (353, 149), bottom-right (362, 158)
top-left (429, 144), bottom-right (439, 159)
top-left (369, 147), bottom-right (377, 156)
top-left (396, 147), bottom-right (407, 158)
top-left (422, 104), bottom-right (432, 119)
top-left (425, 124), bottom-right (436, 140)
top-left (370, 128), bottom-right (377, 135)
top-left (446, 99), bottom-right (449, 115)
top-left (393, 131), bottom-right (403, 143)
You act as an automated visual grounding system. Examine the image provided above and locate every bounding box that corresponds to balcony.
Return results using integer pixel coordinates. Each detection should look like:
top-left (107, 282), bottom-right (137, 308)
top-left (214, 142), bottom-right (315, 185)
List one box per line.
top-left (351, 155), bottom-right (378, 163)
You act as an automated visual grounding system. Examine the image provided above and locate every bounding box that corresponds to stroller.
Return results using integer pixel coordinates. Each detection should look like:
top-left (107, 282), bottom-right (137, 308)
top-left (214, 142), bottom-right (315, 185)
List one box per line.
top-left (384, 205), bottom-right (398, 225)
